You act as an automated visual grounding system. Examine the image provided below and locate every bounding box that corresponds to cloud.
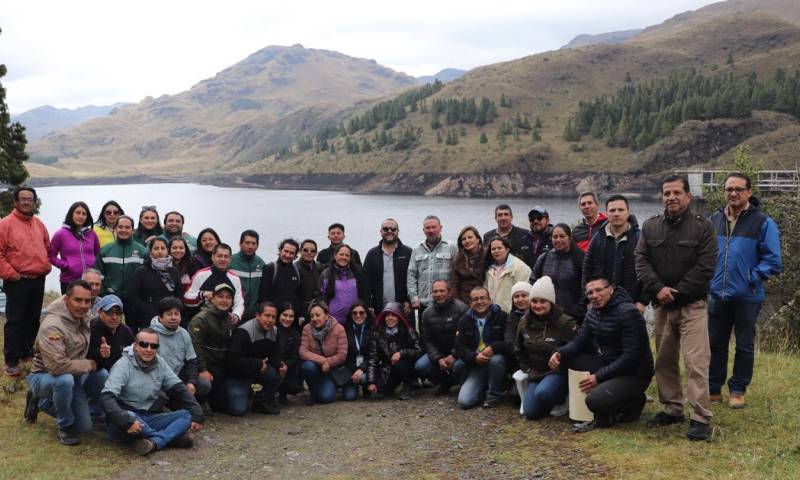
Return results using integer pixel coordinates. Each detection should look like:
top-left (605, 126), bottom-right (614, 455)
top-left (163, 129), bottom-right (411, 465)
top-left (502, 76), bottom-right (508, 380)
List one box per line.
top-left (1, 0), bottom-right (717, 113)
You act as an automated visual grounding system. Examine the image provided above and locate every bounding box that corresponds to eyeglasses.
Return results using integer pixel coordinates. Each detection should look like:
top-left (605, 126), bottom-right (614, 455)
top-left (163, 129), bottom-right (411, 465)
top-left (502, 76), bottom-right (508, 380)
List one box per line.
top-left (137, 341), bottom-right (160, 350)
top-left (724, 187), bottom-right (749, 193)
top-left (302, 248), bottom-right (317, 254)
top-left (470, 296), bottom-right (489, 303)
top-left (382, 227), bottom-right (398, 233)
top-left (352, 310), bottom-right (367, 316)
top-left (104, 209), bottom-right (120, 215)
top-left (17, 198), bottom-right (35, 204)
top-left (141, 205), bottom-right (157, 212)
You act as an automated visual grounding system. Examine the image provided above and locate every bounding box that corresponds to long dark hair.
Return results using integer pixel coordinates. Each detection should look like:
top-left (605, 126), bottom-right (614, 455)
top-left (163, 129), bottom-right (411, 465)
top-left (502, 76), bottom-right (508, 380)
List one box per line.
top-left (344, 299), bottom-right (374, 330)
top-left (322, 244), bottom-right (360, 301)
top-left (485, 235), bottom-right (513, 266)
top-left (551, 223), bottom-right (584, 273)
top-left (278, 302), bottom-right (299, 330)
top-left (137, 207), bottom-right (164, 237)
top-left (97, 200), bottom-right (123, 228)
top-left (63, 201), bottom-right (94, 233)
top-left (196, 227), bottom-right (221, 255)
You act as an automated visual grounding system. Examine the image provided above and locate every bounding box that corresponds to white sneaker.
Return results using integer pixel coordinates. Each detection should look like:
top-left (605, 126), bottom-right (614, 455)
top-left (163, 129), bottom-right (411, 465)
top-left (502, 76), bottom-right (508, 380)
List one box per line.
top-left (550, 400), bottom-right (569, 417)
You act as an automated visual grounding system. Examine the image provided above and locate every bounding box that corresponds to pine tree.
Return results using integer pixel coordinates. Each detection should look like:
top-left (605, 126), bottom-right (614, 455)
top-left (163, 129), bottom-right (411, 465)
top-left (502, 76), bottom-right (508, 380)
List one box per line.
top-left (531, 129), bottom-right (541, 142)
top-left (480, 132), bottom-right (488, 143)
top-left (0, 49), bottom-right (31, 215)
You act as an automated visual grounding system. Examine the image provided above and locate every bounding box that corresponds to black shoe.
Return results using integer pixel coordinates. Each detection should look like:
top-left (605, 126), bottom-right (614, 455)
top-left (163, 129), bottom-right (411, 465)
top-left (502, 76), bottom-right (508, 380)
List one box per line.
top-left (57, 428), bottom-right (80, 446)
top-left (134, 438), bottom-right (157, 456)
top-left (253, 400), bottom-right (280, 415)
top-left (594, 413), bottom-right (619, 429)
top-left (572, 420), bottom-right (596, 433)
top-left (304, 396), bottom-right (315, 406)
top-left (170, 433), bottom-right (194, 449)
top-left (435, 383), bottom-right (451, 396)
top-left (278, 392), bottom-right (288, 405)
top-left (398, 385), bottom-right (412, 401)
top-left (687, 420), bottom-right (711, 441)
top-left (200, 400), bottom-right (212, 416)
top-left (482, 398), bottom-right (499, 409)
top-left (618, 408), bottom-right (642, 424)
top-left (646, 411), bottom-right (685, 428)
top-left (24, 390), bottom-right (39, 423)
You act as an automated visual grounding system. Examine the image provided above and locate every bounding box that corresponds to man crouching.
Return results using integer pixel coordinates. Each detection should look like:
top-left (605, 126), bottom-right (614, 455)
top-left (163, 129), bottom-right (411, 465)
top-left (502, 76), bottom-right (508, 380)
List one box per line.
top-left (101, 328), bottom-right (204, 455)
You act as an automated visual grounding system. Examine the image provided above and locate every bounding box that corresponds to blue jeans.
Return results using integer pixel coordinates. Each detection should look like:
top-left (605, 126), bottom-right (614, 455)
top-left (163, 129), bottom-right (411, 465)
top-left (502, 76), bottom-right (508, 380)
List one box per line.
top-left (301, 361), bottom-right (337, 404)
top-left (457, 354), bottom-right (507, 409)
top-left (341, 371), bottom-right (367, 401)
top-left (708, 296), bottom-right (761, 394)
top-left (415, 354), bottom-right (465, 385)
top-left (27, 370), bottom-right (107, 432)
top-left (107, 409), bottom-right (191, 450)
top-left (226, 367), bottom-right (282, 416)
top-left (522, 372), bottom-right (567, 420)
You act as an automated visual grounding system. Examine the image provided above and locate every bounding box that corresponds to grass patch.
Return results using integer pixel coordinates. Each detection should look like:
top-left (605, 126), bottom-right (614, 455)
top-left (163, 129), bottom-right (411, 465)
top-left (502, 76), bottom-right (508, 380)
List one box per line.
top-left (581, 348), bottom-right (800, 479)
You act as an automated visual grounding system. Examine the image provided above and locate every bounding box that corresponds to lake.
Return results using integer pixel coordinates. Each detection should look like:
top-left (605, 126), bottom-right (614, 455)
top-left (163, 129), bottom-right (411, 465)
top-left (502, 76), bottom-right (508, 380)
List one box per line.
top-left (33, 183), bottom-right (664, 292)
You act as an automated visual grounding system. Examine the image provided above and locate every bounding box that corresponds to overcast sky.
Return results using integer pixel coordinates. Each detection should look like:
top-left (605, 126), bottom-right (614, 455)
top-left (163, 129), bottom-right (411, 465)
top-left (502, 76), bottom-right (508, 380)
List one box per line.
top-left (1, 0), bottom-right (718, 114)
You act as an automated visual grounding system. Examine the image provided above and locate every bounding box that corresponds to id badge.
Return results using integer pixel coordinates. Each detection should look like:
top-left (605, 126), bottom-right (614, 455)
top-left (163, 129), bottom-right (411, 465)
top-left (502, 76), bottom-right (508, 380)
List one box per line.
top-left (356, 355), bottom-right (364, 368)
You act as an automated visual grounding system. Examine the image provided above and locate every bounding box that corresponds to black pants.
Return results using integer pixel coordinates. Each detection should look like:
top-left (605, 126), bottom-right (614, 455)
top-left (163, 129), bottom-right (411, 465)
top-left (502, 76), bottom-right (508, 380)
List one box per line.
top-left (377, 358), bottom-right (415, 394)
top-left (566, 353), bottom-right (651, 417)
top-left (279, 364), bottom-right (303, 395)
top-left (3, 277), bottom-right (45, 366)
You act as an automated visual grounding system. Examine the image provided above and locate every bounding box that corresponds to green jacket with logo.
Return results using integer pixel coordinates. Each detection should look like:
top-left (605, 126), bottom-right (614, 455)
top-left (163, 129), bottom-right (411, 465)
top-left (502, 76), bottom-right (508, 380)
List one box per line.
top-left (95, 238), bottom-right (148, 299)
top-left (230, 251), bottom-right (266, 320)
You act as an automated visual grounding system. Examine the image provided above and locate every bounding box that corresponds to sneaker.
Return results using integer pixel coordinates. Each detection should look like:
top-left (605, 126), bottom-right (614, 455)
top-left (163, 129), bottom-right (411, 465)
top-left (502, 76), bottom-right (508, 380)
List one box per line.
top-left (646, 411), bottom-right (685, 428)
top-left (709, 393), bottom-right (722, 403)
top-left (170, 433), bottom-right (194, 449)
top-left (482, 398), bottom-right (499, 409)
top-left (304, 396), bottom-right (315, 406)
top-left (5, 364), bottom-right (21, 377)
top-left (398, 385), bottom-right (413, 401)
top-left (572, 420), bottom-right (596, 433)
top-left (687, 419), bottom-right (711, 441)
top-left (57, 428), bottom-right (80, 446)
top-left (134, 438), bottom-right (157, 456)
top-left (728, 392), bottom-right (746, 409)
top-left (278, 392), bottom-right (288, 405)
top-left (24, 390), bottom-right (39, 423)
top-left (252, 400), bottom-right (280, 415)
top-left (549, 400), bottom-right (569, 417)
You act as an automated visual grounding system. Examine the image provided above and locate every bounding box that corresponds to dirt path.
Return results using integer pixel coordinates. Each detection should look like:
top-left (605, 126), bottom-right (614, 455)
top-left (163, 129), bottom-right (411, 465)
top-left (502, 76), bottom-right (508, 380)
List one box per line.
top-left (113, 392), bottom-right (611, 480)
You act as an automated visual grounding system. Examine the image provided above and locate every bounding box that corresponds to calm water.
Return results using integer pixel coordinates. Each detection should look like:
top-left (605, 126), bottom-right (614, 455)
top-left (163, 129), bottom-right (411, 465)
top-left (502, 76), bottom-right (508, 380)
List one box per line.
top-left (35, 183), bottom-right (663, 292)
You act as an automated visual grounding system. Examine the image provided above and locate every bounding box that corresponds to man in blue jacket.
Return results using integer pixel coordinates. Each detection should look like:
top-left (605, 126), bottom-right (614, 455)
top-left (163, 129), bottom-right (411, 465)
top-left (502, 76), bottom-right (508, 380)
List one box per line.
top-left (709, 173), bottom-right (782, 409)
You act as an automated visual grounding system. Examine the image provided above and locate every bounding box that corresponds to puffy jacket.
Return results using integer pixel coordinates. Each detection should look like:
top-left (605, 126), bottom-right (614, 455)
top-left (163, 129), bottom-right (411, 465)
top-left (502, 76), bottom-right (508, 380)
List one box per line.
top-left (258, 260), bottom-right (302, 319)
top-left (710, 200), bottom-right (782, 303)
top-left (344, 318), bottom-right (375, 373)
top-left (582, 219), bottom-right (645, 304)
top-left (484, 254), bottom-right (532, 313)
top-left (574, 212), bottom-right (608, 252)
top-left (227, 318), bottom-right (281, 380)
top-left (483, 225), bottom-right (531, 261)
top-left (363, 240), bottom-right (412, 310)
top-left (407, 239), bottom-right (457, 307)
top-left (49, 226), bottom-right (101, 283)
top-left (419, 298), bottom-right (468, 363)
top-left (558, 288), bottom-right (654, 383)
top-left (189, 304), bottom-right (234, 379)
top-left (96, 238), bottom-right (148, 299)
top-left (515, 305), bottom-right (576, 381)
top-left (93, 224), bottom-right (115, 248)
top-left (635, 208), bottom-right (718, 309)
top-left (299, 318), bottom-right (348, 368)
top-left (0, 209), bottom-right (51, 280)
top-left (31, 296), bottom-right (94, 376)
top-left (87, 318), bottom-right (135, 372)
top-left (230, 251), bottom-right (266, 319)
top-left (127, 257), bottom-right (181, 331)
top-left (532, 248), bottom-right (586, 322)
top-left (366, 304), bottom-right (421, 384)
top-left (449, 248), bottom-right (488, 304)
top-left (296, 259), bottom-right (322, 320)
top-left (453, 305), bottom-right (510, 366)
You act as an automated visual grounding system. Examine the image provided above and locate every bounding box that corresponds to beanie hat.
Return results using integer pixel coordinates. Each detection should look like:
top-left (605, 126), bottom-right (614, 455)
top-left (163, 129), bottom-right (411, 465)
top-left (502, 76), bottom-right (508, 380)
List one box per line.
top-left (530, 276), bottom-right (556, 304)
top-left (511, 281), bottom-right (532, 297)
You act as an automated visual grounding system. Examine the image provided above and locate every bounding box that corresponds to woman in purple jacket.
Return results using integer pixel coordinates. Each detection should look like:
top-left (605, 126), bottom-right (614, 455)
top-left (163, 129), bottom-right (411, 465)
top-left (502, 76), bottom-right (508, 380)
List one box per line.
top-left (316, 244), bottom-right (368, 325)
top-left (49, 201), bottom-right (101, 293)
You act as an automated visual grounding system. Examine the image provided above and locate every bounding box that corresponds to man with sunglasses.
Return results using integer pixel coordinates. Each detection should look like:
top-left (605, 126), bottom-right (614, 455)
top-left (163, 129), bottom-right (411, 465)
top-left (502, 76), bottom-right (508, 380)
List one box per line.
top-left (296, 239), bottom-right (321, 323)
top-left (708, 173), bottom-right (781, 409)
top-left (520, 206), bottom-right (553, 268)
top-left (363, 218), bottom-right (412, 315)
top-left (101, 328), bottom-right (204, 455)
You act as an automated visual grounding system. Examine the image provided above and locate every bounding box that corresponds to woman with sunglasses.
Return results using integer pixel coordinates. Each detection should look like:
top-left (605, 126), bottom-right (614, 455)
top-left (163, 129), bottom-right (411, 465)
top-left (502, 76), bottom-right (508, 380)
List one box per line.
top-left (135, 206), bottom-right (164, 247)
top-left (128, 238), bottom-right (181, 332)
top-left (93, 200), bottom-right (124, 248)
top-left (296, 239), bottom-right (321, 326)
top-left (49, 201), bottom-right (101, 293)
top-left (342, 301), bottom-right (375, 401)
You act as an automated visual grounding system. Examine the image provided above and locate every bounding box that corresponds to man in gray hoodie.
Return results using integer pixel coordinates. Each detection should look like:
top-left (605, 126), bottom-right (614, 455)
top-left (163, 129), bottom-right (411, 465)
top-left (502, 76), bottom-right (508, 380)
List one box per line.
top-left (101, 328), bottom-right (204, 455)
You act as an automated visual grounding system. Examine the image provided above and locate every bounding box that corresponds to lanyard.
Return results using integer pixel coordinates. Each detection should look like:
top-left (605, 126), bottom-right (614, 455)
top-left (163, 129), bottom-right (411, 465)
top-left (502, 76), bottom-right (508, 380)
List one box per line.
top-left (353, 325), bottom-right (365, 353)
top-left (476, 317), bottom-right (486, 339)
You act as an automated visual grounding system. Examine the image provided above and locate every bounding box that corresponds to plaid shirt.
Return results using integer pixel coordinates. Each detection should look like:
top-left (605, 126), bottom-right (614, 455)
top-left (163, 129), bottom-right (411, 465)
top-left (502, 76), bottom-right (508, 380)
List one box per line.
top-left (406, 239), bottom-right (457, 306)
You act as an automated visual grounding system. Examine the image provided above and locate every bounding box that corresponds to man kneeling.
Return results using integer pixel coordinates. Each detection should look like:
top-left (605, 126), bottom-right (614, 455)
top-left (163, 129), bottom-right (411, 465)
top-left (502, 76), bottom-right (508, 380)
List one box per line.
top-left (549, 277), bottom-right (654, 431)
top-left (101, 328), bottom-right (204, 455)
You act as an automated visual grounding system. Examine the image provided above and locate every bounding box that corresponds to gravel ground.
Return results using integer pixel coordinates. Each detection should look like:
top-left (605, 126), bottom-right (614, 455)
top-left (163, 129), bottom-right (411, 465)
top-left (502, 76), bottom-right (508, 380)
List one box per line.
top-left (113, 390), bottom-right (611, 480)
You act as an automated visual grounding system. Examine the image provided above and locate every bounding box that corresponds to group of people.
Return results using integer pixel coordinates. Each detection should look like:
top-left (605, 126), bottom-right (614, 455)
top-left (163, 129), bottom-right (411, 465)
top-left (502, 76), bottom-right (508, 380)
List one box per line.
top-left (0, 171), bottom-right (781, 454)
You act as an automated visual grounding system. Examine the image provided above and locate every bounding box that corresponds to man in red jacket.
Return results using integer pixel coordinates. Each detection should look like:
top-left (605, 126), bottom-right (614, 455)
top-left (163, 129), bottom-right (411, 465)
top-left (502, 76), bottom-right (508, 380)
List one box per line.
top-left (573, 191), bottom-right (608, 252)
top-left (0, 186), bottom-right (51, 376)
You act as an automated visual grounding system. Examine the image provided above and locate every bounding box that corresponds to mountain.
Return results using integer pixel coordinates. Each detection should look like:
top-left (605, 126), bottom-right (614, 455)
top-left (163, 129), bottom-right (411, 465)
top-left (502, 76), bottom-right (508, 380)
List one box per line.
top-left (417, 68), bottom-right (466, 84)
top-left (27, 44), bottom-right (416, 174)
top-left (560, 29), bottom-right (643, 49)
top-left (12, 103), bottom-right (127, 141)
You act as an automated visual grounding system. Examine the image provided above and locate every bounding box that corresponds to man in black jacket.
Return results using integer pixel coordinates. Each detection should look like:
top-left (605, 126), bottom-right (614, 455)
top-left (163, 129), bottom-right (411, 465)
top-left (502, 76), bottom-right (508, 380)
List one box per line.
top-left (520, 206), bottom-right (553, 268)
top-left (549, 276), bottom-right (654, 432)
top-left (316, 223), bottom-right (362, 267)
top-left (258, 239), bottom-right (303, 316)
top-left (482, 204), bottom-right (530, 258)
top-left (454, 286), bottom-right (510, 409)
top-left (635, 175), bottom-right (718, 441)
top-left (415, 280), bottom-right (468, 394)
top-left (295, 239), bottom-right (322, 323)
top-left (226, 302), bottom-right (283, 416)
top-left (363, 218), bottom-right (412, 315)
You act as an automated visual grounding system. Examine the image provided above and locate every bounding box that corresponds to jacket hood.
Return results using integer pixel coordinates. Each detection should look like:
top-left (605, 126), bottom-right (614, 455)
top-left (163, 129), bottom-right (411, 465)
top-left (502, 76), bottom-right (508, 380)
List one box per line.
top-left (149, 316), bottom-right (177, 335)
top-left (603, 286), bottom-right (634, 311)
top-left (628, 214), bottom-right (640, 231)
top-left (45, 296), bottom-right (83, 325)
top-left (375, 302), bottom-right (411, 330)
top-left (122, 345), bottom-right (160, 372)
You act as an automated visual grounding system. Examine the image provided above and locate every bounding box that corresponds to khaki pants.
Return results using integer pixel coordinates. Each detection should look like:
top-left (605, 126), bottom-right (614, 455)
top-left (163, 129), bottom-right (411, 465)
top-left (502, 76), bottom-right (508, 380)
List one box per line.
top-left (653, 299), bottom-right (712, 423)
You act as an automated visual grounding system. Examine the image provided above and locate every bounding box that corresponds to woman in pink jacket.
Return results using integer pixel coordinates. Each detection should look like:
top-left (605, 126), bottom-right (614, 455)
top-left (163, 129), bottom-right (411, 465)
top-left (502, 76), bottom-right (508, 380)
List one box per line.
top-left (48, 201), bottom-right (101, 293)
top-left (300, 300), bottom-right (348, 404)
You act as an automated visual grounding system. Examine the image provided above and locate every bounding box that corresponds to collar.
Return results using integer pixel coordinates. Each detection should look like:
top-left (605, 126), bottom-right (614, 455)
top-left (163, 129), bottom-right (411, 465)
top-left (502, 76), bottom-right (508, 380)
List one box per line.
top-left (604, 222), bottom-right (630, 239)
top-left (724, 201), bottom-right (751, 222)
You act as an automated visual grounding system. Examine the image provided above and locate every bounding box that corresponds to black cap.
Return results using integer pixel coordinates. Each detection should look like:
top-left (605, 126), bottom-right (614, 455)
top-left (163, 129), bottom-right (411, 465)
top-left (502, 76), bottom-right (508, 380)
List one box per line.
top-left (528, 206), bottom-right (548, 219)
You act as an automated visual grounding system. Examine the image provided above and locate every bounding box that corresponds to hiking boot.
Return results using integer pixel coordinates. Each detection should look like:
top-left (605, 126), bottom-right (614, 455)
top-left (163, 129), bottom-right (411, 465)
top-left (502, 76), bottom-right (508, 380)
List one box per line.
top-left (572, 420), bottom-right (596, 433)
top-left (687, 420), bottom-right (711, 441)
top-left (170, 433), bottom-right (194, 449)
top-left (709, 393), bottom-right (722, 403)
top-left (549, 400), bottom-right (569, 417)
top-left (57, 428), bottom-right (80, 446)
top-left (5, 364), bottom-right (21, 377)
top-left (728, 392), bottom-right (746, 409)
top-left (134, 438), bottom-right (157, 456)
top-left (647, 411), bottom-right (685, 428)
top-left (594, 413), bottom-right (618, 429)
top-left (24, 390), bottom-right (39, 423)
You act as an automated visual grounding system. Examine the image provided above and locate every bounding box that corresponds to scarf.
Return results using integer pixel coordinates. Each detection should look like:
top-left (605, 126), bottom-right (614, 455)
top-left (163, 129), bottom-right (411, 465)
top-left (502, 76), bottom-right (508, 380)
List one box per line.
top-left (311, 316), bottom-right (334, 345)
top-left (150, 255), bottom-right (175, 292)
top-left (385, 325), bottom-right (399, 336)
top-left (334, 264), bottom-right (352, 279)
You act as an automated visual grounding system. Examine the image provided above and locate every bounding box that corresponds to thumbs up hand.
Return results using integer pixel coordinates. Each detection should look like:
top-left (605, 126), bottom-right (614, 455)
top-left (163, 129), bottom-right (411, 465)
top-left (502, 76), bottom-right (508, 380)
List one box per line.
top-left (99, 337), bottom-right (111, 358)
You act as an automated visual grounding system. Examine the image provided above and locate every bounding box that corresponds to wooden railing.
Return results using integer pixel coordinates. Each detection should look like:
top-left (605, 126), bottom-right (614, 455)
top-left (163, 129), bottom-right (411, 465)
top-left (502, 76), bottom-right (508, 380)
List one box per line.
top-left (675, 170), bottom-right (800, 198)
